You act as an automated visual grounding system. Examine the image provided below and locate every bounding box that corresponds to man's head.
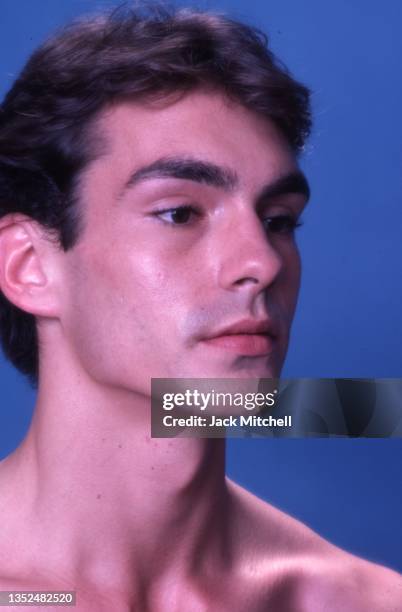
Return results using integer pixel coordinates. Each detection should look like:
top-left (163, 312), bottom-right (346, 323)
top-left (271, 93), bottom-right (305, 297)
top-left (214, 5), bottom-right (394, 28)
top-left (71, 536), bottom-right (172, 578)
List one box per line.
top-left (0, 6), bottom-right (311, 388)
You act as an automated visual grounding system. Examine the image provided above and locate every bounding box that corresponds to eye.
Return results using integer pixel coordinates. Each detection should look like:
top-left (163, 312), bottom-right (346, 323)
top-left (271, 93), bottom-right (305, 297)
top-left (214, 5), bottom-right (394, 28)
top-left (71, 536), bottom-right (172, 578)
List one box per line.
top-left (153, 205), bottom-right (200, 225)
top-left (263, 214), bottom-right (303, 235)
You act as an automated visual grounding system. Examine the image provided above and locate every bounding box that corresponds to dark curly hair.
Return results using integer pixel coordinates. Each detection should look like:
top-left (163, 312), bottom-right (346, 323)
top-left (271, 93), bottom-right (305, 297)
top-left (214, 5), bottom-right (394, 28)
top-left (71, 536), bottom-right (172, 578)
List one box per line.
top-left (0, 4), bottom-right (311, 385)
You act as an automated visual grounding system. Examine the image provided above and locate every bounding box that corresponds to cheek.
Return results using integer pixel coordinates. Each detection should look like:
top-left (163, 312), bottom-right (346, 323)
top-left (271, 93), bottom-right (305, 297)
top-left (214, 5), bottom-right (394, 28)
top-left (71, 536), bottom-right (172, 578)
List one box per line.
top-left (277, 243), bottom-right (301, 314)
top-left (64, 265), bottom-right (133, 378)
top-left (62, 243), bottom-right (191, 384)
top-left (62, 246), bottom-right (131, 373)
top-left (289, 247), bottom-right (301, 293)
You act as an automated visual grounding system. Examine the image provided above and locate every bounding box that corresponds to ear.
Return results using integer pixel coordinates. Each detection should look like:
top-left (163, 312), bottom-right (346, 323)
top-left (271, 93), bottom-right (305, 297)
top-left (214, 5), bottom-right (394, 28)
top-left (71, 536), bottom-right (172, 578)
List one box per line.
top-left (0, 214), bottom-right (62, 317)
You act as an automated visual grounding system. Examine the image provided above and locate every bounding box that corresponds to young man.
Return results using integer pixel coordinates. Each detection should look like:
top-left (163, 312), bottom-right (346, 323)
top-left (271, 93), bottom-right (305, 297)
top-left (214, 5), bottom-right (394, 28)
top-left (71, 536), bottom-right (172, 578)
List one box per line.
top-left (0, 7), bottom-right (400, 611)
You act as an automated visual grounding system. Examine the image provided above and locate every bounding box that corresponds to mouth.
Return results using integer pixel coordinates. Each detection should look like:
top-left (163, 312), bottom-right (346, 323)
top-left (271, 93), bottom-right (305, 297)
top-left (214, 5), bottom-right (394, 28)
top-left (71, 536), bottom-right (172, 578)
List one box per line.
top-left (200, 319), bottom-right (277, 357)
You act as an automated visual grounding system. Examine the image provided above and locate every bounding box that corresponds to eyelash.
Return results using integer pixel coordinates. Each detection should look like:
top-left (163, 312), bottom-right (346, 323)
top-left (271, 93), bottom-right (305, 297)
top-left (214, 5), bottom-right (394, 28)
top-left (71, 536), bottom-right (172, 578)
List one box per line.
top-left (153, 204), bottom-right (201, 226)
top-left (263, 216), bottom-right (303, 235)
top-left (153, 204), bottom-right (303, 235)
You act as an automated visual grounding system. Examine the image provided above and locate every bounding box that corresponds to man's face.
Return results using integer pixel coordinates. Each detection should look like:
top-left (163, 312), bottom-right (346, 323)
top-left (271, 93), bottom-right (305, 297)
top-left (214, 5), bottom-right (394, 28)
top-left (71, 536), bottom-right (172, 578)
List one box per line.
top-left (60, 91), bottom-right (309, 394)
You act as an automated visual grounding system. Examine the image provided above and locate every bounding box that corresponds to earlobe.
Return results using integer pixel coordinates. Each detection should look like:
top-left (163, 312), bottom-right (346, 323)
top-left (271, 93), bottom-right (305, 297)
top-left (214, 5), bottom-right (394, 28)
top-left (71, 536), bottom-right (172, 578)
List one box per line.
top-left (0, 215), bottom-right (59, 317)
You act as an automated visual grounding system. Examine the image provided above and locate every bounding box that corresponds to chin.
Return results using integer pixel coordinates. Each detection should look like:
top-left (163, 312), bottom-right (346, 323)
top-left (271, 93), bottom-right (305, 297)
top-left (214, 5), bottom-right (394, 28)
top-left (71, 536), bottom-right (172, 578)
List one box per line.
top-left (230, 361), bottom-right (281, 379)
top-left (187, 357), bottom-right (282, 380)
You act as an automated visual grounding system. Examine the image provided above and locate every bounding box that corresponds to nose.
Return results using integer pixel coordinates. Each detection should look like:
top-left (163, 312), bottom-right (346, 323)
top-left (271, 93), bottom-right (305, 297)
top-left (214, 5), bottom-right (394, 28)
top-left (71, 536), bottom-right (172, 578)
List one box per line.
top-left (217, 210), bottom-right (283, 294)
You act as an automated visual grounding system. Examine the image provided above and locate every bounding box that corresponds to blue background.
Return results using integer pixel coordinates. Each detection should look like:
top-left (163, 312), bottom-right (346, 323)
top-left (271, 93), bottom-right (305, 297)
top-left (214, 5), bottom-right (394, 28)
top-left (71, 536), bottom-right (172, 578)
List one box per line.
top-left (1, 1), bottom-right (401, 573)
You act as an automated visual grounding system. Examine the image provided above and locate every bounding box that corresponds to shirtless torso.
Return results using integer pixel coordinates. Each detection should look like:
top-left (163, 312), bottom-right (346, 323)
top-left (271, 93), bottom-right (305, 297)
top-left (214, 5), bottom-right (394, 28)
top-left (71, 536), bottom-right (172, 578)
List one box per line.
top-left (0, 452), bottom-right (400, 612)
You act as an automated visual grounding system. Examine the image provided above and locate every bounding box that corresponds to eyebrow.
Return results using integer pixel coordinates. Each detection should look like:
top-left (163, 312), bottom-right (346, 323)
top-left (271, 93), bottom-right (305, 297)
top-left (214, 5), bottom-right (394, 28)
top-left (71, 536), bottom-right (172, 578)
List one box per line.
top-left (256, 171), bottom-right (310, 204)
top-left (119, 155), bottom-right (310, 202)
top-left (120, 156), bottom-right (237, 195)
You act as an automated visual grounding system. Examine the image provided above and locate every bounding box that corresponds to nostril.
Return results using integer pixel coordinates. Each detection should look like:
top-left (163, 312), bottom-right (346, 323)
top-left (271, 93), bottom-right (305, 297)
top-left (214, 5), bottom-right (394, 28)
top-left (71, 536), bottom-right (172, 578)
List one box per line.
top-left (234, 277), bottom-right (260, 287)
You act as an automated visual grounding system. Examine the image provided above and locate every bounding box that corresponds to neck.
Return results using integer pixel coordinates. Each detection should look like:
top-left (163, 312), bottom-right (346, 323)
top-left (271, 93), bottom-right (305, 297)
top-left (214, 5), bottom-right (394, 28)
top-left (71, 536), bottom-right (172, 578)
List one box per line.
top-left (3, 356), bottom-right (230, 598)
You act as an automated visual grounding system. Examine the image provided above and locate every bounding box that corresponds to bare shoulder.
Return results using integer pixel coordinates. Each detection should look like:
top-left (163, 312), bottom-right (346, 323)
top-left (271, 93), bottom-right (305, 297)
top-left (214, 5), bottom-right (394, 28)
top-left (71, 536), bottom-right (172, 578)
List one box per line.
top-left (227, 479), bottom-right (402, 611)
top-left (297, 550), bottom-right (402, 611)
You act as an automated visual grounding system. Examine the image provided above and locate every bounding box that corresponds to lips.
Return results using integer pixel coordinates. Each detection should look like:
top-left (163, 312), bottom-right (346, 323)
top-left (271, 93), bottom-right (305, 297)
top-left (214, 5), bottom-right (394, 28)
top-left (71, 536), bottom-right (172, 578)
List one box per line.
top-left (201, 319), bottom-right (276, 356)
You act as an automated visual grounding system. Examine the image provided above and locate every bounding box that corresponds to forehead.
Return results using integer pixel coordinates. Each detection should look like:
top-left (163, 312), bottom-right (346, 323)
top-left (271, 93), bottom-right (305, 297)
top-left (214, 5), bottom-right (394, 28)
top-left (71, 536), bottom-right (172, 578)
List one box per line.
top-left (87, 90), bottom-right (298, 193)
